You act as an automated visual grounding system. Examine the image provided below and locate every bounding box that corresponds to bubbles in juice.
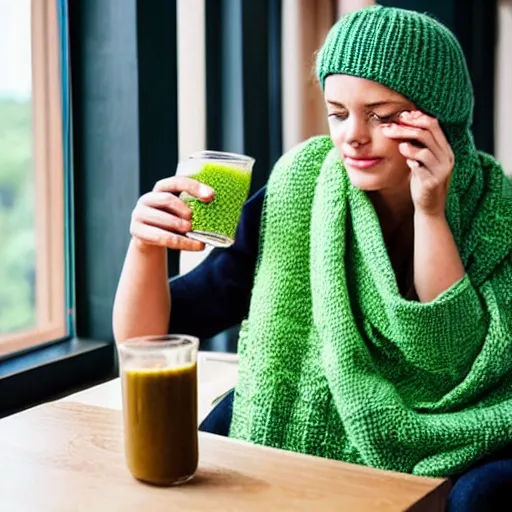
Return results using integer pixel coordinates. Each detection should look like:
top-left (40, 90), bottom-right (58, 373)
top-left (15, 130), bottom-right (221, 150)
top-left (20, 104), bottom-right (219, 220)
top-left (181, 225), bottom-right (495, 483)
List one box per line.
top-left (184, 162), bottom-right (251, 242)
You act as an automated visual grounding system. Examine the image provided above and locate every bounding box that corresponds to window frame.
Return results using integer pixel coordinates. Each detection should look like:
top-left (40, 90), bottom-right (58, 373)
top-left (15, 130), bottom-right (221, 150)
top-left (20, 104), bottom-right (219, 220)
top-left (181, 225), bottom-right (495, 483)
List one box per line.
top-left (0, 0), bottom-right (67, 357)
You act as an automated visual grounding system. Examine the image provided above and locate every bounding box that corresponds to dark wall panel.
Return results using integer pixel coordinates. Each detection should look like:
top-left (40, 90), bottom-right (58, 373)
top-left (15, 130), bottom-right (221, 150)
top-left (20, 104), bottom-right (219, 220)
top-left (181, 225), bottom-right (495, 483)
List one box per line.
top-left (69, 0), bottom-right (179, 340)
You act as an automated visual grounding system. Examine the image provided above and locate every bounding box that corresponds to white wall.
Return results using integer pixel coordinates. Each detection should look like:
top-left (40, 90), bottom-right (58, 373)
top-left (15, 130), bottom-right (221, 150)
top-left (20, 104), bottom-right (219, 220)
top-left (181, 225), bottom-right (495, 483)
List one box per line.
top-left (177, 0), bottom-right (211, 275)
top-left (337, 0), bottom-right (375, 16)
top-left (496, 0), bottom-right (512, 176)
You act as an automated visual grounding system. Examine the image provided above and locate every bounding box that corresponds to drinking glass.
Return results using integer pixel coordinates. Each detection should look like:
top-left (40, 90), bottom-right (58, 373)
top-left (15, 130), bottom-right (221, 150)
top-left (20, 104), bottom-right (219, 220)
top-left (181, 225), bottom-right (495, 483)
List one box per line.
top-left (176, 150), bottom-right (255, 248)
top-left (118, 335), bottom-right (199, 486)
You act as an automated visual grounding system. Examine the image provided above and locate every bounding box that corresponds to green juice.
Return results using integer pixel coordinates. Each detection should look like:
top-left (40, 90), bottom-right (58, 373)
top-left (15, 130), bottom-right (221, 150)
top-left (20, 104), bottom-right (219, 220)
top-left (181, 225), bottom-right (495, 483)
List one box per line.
top-left (184, 162), bottom-right (251, 245)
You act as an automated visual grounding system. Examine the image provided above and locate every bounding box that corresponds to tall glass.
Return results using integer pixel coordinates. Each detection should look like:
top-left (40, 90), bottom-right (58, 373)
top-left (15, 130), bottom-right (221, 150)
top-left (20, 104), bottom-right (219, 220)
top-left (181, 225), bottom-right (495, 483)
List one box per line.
top-left (176, 150), bottom-right (255, 248)
top-left (118, 335), bottom-right (199, 486)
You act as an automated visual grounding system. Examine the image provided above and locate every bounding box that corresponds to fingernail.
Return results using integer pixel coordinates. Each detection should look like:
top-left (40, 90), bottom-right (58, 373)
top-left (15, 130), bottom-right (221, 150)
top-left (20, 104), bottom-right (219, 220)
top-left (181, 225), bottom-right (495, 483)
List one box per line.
top-left (200, 185), bottom-right (214, 196)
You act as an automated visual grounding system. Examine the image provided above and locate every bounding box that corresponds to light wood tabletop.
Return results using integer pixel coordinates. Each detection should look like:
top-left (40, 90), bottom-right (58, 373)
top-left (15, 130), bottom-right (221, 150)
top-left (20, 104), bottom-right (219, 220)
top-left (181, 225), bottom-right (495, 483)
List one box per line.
top-left (0, 398), bottom-right (450, 511)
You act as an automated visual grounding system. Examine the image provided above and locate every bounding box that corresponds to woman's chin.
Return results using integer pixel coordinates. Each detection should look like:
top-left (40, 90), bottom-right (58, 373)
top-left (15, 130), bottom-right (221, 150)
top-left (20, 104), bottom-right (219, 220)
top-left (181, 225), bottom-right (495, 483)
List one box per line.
top-left (346, 173), bottom-right (386, 191)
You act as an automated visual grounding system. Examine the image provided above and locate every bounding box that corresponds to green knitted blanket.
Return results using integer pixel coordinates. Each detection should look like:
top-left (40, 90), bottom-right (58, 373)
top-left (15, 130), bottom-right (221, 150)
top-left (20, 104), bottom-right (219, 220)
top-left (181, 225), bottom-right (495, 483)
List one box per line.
top-left (229, 135), bottom-right (512, 477)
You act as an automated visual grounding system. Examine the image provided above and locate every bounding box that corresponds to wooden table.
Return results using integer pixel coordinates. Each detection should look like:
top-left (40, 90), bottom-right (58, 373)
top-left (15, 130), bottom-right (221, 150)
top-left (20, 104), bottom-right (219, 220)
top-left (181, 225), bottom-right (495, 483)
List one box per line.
top-left (0, 352), bottom-right (451, 511)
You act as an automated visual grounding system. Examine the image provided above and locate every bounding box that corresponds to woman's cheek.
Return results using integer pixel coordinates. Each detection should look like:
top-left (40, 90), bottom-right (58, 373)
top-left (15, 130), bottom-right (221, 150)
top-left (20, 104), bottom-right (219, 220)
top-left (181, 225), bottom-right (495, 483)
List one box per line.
top-left (377, 131), bottom-right (402, 158)
top-left (327, 120), bottom-right (345, 144)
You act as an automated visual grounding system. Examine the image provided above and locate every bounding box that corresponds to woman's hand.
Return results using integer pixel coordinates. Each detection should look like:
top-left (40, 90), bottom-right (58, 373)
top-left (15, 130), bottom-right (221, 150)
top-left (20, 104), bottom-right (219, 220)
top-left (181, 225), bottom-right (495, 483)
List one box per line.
top-left (382, 111), bottom-right (465, 301)
top-left (130, 176), bottom-right (214, 252)
top-left (382, 111), bottom-right (454, 217)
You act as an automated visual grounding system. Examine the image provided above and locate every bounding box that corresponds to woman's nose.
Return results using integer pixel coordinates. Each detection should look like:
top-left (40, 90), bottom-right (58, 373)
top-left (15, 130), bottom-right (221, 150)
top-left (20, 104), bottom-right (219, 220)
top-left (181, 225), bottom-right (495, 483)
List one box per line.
top-left (344, 117), bottom-right (370, 147)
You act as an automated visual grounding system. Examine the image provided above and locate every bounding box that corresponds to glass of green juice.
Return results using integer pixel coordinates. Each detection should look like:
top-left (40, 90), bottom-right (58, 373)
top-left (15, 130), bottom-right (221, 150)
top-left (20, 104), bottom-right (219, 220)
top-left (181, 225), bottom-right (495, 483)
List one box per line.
top-left (177, 150), bottom-right (255, 248)
top-left (117, 335), bottom-right (199, 486)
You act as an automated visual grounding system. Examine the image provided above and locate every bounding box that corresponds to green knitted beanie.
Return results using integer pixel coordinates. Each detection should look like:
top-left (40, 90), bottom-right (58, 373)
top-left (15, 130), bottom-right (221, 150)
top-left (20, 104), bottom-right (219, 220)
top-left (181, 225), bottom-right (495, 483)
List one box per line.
top-left (316, 5), bottom-right (474, 129)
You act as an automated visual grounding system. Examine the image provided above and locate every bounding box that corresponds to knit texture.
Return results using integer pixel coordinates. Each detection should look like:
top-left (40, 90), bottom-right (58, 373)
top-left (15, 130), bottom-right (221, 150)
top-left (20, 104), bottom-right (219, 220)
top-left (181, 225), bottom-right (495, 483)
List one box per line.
top-left (315, 5), bottom-right (473, 129)
top-left (315, 5), bottom-right (496, 252)
top-left (229, 4), bottom-right (512, 477)
top-left (229, 136), bottom-right (512, 477)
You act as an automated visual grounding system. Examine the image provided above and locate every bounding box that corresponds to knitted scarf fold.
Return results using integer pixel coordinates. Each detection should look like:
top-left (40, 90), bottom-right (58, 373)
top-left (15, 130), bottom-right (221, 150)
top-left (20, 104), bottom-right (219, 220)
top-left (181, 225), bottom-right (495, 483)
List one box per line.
top-left (229, 135), bottom-right (512, 477)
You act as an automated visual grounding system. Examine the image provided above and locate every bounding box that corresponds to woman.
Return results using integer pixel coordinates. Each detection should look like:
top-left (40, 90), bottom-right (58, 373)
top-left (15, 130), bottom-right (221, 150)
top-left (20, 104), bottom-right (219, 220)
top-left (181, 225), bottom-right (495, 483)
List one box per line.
top-left (113, 5), bottom-right (512, 510)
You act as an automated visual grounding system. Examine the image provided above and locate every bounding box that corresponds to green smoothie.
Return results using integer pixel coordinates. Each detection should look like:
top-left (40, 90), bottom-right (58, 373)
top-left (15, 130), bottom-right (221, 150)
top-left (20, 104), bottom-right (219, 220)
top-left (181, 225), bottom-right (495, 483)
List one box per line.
top-left (184, 162), bottom-right (251, 245)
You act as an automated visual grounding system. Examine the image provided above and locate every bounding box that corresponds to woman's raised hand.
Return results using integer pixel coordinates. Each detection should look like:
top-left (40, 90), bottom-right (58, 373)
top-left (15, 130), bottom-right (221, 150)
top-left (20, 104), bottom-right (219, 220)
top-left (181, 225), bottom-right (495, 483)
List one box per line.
top-left (382, 111), bottom-right (454, 217)
top-left (130, 176), bottom-right (214, 251)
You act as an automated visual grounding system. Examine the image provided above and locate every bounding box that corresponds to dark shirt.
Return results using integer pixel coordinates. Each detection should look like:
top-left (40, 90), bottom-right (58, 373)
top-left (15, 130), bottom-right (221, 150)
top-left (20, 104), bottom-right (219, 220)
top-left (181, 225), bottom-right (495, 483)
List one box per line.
top-left (168, 186), bottom-right (265, 339)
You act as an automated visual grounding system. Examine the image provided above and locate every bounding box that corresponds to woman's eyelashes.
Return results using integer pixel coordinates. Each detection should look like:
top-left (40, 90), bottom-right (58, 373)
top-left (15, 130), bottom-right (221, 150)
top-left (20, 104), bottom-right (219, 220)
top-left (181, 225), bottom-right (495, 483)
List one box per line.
top-left (369, 112), bottom-right (402, 124)
top-left (327, 111), bottom-right (402, 124)
top-left (327, 112), bottom-right (348, 123)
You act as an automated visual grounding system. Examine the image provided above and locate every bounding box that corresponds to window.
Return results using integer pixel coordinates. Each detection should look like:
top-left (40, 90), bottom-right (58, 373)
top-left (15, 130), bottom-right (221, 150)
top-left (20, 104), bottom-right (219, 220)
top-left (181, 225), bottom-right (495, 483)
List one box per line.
top-left (0, 0), bottom-right (66, 357)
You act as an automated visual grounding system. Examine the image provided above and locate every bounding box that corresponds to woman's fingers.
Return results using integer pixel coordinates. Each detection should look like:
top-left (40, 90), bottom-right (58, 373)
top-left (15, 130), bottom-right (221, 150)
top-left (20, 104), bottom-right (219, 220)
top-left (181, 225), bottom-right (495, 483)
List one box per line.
top-left (140, 191), bottom-right (193, 220)
top-left (398, 142), bottom-right (438, 171)
top-left (130, 222), bottom-right (205, 252)
top-left (153, 176), bottom-right (215, 201)
top-left (381, 123), bottom-right (441, 162)
top-left (408, 158), bottom-right (435, 182)
top-left (398, 111), bottom-right (449, 152)
top-left (130, 176), bottom-right (215, 251)
top-left (133, 204), bottom-right (191, 234)
top-left (381, 110), bottom-right (455, 216)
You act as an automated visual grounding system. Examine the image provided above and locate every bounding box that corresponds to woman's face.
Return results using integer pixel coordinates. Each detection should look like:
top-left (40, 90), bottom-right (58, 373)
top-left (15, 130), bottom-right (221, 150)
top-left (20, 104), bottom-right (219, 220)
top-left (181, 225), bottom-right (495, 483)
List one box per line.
top-left (324, 74), bottom-right (417, 192)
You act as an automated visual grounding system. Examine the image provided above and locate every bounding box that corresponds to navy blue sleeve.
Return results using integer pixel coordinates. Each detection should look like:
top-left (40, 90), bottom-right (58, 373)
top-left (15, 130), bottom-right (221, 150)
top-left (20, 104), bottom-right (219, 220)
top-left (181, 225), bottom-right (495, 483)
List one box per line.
top-left (168, 186), bottom-right (265, 339)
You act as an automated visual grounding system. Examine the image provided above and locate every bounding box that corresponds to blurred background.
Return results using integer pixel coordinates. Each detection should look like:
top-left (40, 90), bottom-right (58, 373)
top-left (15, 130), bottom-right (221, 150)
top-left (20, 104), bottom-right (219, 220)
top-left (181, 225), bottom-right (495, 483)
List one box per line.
top-left (0, 0), bottom-right (510, 413)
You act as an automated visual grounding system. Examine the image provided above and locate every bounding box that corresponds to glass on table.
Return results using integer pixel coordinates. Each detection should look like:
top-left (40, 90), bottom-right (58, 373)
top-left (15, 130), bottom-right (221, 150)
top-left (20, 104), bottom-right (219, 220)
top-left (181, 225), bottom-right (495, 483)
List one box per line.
top-left (117, 334), bottom-right (199, 486)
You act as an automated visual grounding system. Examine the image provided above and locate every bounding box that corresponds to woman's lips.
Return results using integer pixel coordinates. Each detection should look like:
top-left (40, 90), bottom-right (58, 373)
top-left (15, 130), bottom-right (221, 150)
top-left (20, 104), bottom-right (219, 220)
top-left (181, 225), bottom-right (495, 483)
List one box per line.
top-left (344, 156), bottom-right (382, 169)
